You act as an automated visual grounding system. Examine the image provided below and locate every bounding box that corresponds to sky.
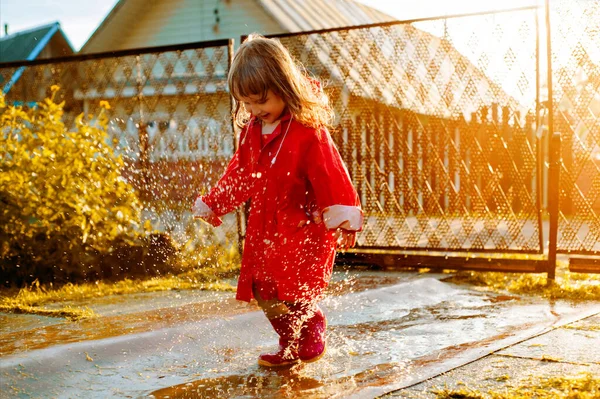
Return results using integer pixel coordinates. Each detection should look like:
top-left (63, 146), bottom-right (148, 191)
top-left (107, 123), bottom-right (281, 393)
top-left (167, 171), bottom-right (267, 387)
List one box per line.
top-left (0, 0), bottom-right (120, 50)
top-left (0, 0), bottom-right (538, 51)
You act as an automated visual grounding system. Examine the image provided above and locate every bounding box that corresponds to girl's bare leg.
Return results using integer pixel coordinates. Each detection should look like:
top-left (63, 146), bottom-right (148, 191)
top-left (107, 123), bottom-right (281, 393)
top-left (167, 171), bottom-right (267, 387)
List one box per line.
top-left (253, 286), bottom-right (301, 367)
top-left (252, 286), bottom-right (289, 318)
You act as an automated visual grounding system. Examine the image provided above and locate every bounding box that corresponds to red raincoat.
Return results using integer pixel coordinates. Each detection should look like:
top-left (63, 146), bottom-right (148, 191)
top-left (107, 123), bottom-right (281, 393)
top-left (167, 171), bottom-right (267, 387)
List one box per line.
top-left (200, 114), bottom-right (362, 302)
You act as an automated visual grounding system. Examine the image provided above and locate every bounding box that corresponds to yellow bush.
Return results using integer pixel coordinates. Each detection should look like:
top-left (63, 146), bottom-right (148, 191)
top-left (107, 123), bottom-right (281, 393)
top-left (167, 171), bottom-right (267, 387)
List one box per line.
top-left (0, 87), bottom-right (152, 284)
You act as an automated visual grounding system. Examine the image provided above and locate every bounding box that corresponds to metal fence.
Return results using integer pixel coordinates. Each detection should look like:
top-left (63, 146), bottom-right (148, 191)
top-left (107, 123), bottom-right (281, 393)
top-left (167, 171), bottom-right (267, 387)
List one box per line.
top-left (0, 39), bottom-right (240, 249)
top-left (548, 0), bottom-right (600, 260)
top-left (273, 7), bottom-right (543, 258)
top-left (1, 0), bottom-right (598, 275)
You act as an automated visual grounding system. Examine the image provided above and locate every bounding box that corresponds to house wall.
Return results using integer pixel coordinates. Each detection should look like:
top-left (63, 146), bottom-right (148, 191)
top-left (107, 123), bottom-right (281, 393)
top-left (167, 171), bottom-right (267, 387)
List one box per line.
top-left (36, 33), bottom-right (74, 60)
top-left (101, 94), bottom-right (234, 161)
top-left (82, 0), bottom-right (283, 53)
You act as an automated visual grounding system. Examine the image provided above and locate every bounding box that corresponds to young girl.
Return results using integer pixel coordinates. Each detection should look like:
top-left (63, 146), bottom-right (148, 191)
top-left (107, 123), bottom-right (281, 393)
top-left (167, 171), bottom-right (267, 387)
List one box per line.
top-left (192, 34), bottom-right (363, 367)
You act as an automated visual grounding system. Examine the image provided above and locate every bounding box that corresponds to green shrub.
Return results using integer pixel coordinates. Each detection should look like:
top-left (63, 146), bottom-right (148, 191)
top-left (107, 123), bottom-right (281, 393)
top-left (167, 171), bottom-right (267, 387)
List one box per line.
top-left (0, 87), bottom-right (177, 285)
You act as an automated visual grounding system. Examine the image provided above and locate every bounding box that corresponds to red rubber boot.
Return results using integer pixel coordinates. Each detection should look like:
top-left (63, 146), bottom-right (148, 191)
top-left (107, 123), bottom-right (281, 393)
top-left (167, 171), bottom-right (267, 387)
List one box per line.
top-left (290, 304), bottom-right (327, 363)
top-left (257, 312), bottom-right (302, 367)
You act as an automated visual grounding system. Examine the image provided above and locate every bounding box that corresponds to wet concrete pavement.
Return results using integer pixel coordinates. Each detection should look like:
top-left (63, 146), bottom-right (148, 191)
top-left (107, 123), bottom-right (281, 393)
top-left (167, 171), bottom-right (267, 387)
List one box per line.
top-left (384, 313), bottom-right (600, 398)
top-left (1, 270), bottom-right (599, 398)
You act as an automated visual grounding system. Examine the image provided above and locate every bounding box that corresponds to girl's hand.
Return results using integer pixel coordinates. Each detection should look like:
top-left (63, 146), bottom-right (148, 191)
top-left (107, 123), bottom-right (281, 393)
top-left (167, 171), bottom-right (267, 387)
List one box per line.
top-left (192, 197), bottom-right (216, 219)
top-left (334, 228), bottom-right (356, 250)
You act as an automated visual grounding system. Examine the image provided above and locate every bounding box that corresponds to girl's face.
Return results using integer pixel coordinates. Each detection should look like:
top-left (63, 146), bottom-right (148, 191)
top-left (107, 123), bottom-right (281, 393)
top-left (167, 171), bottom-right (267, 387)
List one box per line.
top-left (239, 90), bottom-right (286, 124)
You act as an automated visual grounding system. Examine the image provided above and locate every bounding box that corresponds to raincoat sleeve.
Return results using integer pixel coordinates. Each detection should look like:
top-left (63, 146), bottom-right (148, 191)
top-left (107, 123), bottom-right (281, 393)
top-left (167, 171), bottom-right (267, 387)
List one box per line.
top-left (196, 149), bottom-right (256, 226)
top-left (306, 128), bottom-right (363, 232)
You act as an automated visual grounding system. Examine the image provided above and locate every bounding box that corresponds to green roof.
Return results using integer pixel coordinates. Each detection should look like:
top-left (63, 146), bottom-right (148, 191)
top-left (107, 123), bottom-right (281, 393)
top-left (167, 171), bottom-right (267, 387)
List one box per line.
top-left (0, 22), bottom-right (61, 63)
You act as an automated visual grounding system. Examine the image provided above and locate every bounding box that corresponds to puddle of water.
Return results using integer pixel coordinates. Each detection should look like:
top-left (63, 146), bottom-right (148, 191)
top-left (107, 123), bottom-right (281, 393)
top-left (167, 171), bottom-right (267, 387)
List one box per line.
top-left (0, 313), bottom-right (63, 335)
top-left (44, 288), bottom-right (234, 317)
top-left (149, 368), bottom-right (329, 399)
top-left (0, 298), bottom-right (254, 357)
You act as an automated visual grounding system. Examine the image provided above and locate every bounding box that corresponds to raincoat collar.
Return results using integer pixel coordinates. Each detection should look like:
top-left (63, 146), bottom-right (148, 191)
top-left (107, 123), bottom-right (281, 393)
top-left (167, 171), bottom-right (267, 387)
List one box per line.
top-left (240, 112), bottom-right (293, 169)
top-left (251, 111), bottom-right (293, 148)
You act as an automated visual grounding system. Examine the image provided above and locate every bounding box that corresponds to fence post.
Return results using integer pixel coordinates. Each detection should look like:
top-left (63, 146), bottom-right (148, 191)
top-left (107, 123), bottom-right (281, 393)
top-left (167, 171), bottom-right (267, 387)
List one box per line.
top-left (547, 132), bottom-right (560, 281)
top-left (545, 0), bottom-right (557, 281)
top-left (228, 38), bottom-right (245, 257)
top-left (139, 122), bottom-right (150, 199)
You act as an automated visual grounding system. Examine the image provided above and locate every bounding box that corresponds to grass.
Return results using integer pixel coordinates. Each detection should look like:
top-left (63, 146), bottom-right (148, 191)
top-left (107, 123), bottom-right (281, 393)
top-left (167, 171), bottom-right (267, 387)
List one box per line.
top-left (433, 373), bottom-right (600, 398)
top-left (441, 261), bottom-right (600, 301)
top-left (563, 324), bottom-right (600, 331)
top-left (0, 262), bottom-right (239, 320)
top-left (0, 302), bottom-right (95, 321)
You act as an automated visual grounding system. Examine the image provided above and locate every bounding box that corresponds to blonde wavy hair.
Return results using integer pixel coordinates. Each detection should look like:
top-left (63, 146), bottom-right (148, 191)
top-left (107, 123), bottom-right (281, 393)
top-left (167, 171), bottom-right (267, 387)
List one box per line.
top-left (228, 34), bottom-right (333, 130)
